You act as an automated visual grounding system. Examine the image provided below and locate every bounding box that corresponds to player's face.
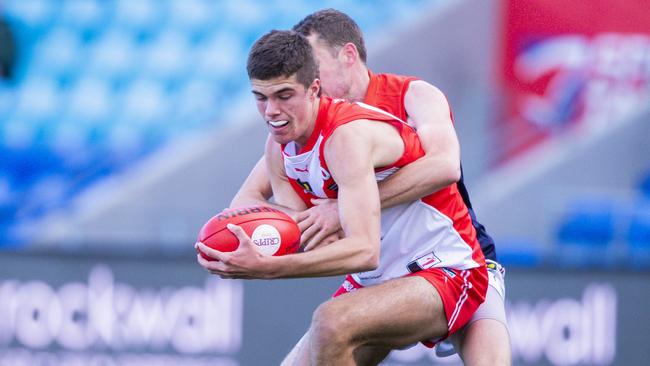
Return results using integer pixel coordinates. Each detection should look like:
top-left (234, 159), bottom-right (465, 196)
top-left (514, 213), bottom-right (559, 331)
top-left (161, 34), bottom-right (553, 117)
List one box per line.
top-left (307, 35), bottom-right (351, 99)
top-left (251, 74), bottom-right (320, 147)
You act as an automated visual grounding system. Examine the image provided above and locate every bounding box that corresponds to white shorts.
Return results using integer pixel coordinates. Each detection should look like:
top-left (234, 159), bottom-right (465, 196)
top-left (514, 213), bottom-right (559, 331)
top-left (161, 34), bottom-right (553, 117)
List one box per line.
top-left (468, 259), bottom-right (507, 325)
top-left (437, 260), bottom-right (508, 357)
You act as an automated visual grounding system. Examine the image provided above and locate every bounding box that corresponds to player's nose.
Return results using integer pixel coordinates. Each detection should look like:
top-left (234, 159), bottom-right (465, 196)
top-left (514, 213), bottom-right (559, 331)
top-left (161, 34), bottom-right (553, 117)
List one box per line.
top-left (264, 99), bottom-right (281, 118)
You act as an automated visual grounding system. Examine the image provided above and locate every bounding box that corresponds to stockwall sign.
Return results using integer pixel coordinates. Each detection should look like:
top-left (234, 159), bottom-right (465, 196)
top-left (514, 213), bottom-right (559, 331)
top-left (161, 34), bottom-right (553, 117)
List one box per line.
top-left (0, 252), bottom-right (648, 365)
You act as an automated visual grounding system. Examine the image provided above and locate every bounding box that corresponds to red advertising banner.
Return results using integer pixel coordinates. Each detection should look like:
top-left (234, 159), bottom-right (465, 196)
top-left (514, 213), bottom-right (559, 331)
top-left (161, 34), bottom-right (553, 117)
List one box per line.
top-left (497, 0), bottom-right (650, 164)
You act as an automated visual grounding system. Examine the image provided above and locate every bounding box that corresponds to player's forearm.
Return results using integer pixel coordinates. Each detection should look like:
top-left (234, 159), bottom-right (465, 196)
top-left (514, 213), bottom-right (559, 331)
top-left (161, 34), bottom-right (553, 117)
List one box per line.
top-left (262, 237), bottom-right (379, 279)
top-left (379, 155), bottom-right (460, 209)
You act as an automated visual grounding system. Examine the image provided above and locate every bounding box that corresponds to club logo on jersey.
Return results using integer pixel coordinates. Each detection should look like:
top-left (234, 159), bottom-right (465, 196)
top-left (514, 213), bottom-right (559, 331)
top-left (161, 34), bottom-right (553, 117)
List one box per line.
top-left (407, 252), bottom-right (442, 273)
top-left (296, 178), bottom-right (314, 194)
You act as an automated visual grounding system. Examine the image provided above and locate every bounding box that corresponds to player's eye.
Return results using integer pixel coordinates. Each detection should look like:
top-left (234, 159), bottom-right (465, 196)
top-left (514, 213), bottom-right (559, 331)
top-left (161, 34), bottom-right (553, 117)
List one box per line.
top-left (278, 94), bottom-right (292, 100)
top-left (255, 95), bottom-right (267, 101)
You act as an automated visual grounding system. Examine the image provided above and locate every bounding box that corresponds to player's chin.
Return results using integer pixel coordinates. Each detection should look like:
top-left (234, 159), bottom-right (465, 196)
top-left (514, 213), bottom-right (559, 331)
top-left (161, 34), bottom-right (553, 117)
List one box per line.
top-left (268, 129), bottom-right (293, 145)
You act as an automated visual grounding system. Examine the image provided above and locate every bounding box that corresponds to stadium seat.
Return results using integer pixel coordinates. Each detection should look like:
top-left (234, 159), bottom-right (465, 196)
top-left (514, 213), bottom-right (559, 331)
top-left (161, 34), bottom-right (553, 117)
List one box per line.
top-left (627, 201), bottom-right (650, 268)
top-left (639, 169), bottom-right (650, 198)
top-left (13, 76), bottom-right (61, 122)
top-left (113, 0), bottom-right (163, 39)
top-left (0, 81), bottom-right (16, 117)
top-left (193, 32), bottom-right (243, 82)
top-left (173, 77), bottom-right (223, 128)
top-left (2, 0), bottom-right (57, 32)
top-left (492, 240), bottom-right (543, 267)
top-left (58, 0), bottom-right (109, 36)
top-left (556, 199), bottom-right (618, 267)
top-left (85, 29), bottom-right (139, 84)
top-left (557, 199), bottom-right (615, 244)
top-left (167, 0), bottom-right (216, 38)
top-left (119, 78), bottom-right (168, 124)
top-left (141, 30), bottom-right (192, 88)
top-left (30, 27), bottom-right (85, 80)
top-left (0, 0), bottom-right (432, 247)
top-left (65, 76), bottom-right (114, 123)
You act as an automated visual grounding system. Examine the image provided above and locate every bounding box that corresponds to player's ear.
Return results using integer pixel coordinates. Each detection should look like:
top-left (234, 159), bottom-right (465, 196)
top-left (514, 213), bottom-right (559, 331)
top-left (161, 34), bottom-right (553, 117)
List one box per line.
top-left (308, 78), bottom-right (320, 99)
top-left (341, 42), bottom-right (358, 65)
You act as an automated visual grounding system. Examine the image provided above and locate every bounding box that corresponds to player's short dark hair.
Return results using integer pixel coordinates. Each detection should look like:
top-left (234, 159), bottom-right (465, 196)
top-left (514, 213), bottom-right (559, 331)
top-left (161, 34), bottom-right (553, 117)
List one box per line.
top-left (293, 8), bottom-right (367, 63)
top-left (247, 30), bottom-right (318, 89)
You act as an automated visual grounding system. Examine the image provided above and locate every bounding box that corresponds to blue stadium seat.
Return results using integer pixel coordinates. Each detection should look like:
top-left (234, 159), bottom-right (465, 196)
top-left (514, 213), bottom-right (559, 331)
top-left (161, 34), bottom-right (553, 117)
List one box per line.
top-left (627, 201), bottom-right (650, 268)
top-left (556, 199), bottom-right (618, 267)
top-left (65, 76), bottom-right (115, 124)
top-left (140, 30), bottom-right (192, 89)
top-left (639, 169), bottom-right (650, 198)
top-left (58, 0), bottom-right (110, 37)
top-left (172, 77), bottom-right (223, 128)
top-left (2, 0), bottom-right (58, 32)
top-left (0, 81), bottom-right (16, 118)
top-left (85, 29), bottom-right (140, 84)
top-left (13, 75), bottom-right (62, 123)
top-left (118, 78), bottom-right (168, 124)
top-left (167, 0), bottom-right (216, 39)
top-left (0, 0), bottom-right (431, 247)
top-left (557, 199), bottom-right (615, 245)
top-left (192, 32), bottom-right (244, 83)
top-left (113, 0), bottom-right (164, 40)
top-left (492, 240), bottom-right (543, 268)
top-left (30, 27), bottom-right (86, 81)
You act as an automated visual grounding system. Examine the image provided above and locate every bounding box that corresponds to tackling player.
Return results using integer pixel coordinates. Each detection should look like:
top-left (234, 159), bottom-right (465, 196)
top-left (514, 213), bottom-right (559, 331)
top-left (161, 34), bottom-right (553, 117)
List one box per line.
top-left (232, 9), bottom-right (511, 366)
top-left (197, 30), bottom-right (488, 365)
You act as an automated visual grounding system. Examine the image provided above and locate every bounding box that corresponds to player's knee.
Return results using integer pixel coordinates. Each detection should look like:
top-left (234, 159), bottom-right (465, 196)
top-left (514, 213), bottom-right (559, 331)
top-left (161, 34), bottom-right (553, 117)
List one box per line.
top-left (311, 301), bottom-right (350, 347)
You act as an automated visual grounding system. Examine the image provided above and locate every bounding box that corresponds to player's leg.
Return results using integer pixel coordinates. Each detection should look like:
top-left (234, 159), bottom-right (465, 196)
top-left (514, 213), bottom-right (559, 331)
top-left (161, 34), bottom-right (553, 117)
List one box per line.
top-left (308, 267), bottom-right (486, 365)
top-left (308, 275), bottom-right (445, 365)
top-left (352, 345), bottom-right (392, 366)
top-left (281, 331), bottom-right (310, 366)
top-left (455, 317), bottom-right (511, 366)
top-left (452, 261), bottom-right (511, 366)
top-left (283, 340), bottom-right (393, 366)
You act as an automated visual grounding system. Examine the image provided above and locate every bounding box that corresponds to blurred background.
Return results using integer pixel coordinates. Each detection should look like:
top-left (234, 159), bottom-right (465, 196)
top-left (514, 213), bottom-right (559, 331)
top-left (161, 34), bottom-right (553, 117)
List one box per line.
top-left (0, 0), bottom-right (649, 365)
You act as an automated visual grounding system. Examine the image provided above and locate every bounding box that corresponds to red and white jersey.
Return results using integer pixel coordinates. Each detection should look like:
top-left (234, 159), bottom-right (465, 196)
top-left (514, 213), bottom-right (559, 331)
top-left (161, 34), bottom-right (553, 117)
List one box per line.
top-left (282, 96), bottom-right (485, 286)
top-left (363, 70), bottom-right (418, 122)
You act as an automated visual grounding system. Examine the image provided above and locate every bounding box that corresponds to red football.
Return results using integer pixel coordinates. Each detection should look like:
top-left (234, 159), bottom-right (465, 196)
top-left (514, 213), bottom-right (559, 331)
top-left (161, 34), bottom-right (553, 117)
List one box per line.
top-left (197, 205), bottom-right (300, 260)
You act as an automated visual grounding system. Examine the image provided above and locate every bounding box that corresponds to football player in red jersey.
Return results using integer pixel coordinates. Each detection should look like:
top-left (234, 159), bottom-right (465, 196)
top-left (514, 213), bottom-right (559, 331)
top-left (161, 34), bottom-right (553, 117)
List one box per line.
top-left (197, 30), bottom-right (488, 365)
top-left (228, 9), bottom-right (511, 366)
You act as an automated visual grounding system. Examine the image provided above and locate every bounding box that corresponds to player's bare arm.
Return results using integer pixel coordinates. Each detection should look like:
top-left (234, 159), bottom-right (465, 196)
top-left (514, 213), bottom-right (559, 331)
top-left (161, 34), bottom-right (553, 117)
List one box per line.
top-left (233, 154), bottom-right (341, 248)
top-left (264, 135), bottom-right (309, 215)
top-left (197, 120), bottom-right (402, 279)
top-left (299, 81), bottom-right (461, 248)
top-left (230, 135), bottom-right (308, 219)
top-left (378, 80), bottom-right (461, 208)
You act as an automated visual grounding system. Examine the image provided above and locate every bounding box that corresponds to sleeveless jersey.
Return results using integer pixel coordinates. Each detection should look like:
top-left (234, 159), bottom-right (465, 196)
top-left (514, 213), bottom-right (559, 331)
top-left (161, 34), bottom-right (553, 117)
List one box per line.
top-left (364, 71), bottom-right (497, 261)
top-left (281, 97), bottom-right (485, 287)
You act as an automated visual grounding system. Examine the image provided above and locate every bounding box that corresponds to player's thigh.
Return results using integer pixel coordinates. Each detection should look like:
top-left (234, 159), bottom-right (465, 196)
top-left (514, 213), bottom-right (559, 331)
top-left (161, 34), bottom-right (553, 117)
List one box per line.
top-left (352, 344), bottom-right (392, 366)
top-left (457, 318), bottom-right (511, 366)
top-left (312, 275), bottom-right (447, 348)
top-left (451, 281), bottom-right (511, 366)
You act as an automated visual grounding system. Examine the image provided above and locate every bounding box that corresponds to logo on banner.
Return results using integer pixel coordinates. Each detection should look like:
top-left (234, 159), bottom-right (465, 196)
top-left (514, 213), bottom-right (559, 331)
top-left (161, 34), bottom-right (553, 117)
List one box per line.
top-left (513, 33), bottom-right (650, 130)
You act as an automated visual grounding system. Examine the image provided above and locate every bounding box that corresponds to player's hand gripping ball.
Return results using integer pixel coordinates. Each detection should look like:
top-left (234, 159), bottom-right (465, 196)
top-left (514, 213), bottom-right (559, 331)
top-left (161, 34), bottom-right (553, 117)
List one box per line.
top-left (197, 206), bottom-right (300, 260)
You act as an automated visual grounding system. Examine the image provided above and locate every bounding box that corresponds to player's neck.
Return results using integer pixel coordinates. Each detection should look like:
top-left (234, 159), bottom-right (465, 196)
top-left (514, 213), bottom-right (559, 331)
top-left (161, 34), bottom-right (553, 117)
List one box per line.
top-left (346, 64), bottom-right (371, 103)
top-left (295, 97), bottom-right (321, 150)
